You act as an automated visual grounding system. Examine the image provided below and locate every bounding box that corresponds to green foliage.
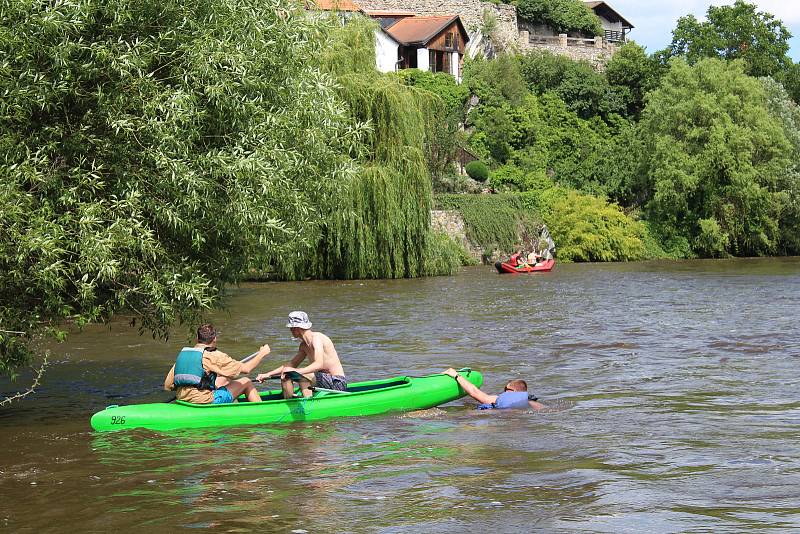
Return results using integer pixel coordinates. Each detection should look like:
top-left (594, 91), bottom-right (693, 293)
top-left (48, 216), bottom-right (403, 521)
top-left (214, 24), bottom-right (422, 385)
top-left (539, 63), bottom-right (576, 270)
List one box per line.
top-left (667, 1), bottom-right (791, 77)
top-left (394, 68), bottom-right (469, 181)
top-left (463, 55), bottom-right (528, 108)
top-left (295, 70), bottom-right (439, 279)
top-left (544, 191), bottom-right (647, 262)
top-left (468, 102), bottom-right (530, 164)
top-left (761, 77), bottom-right (800, 155)
top-left (637, 58), bottom-right (793, 257)
top-left (433, 173), bottom-right (483, 194)
top-left (589, 120), bottom-right (646, 205)
top-left (517, 187), bottom-right (569, 217)
top-left (760, 77), bottom-right (800, 255)
top-left (272, 18), bottom-right (450, 280)
top-left (776, 62), bottom-right (800, 104)
top-left (318, 14), bottom-right (379, 77)
top-left (518, 50), bottom-right (626, 119)
top-left (465, 161), bottom-right (489, 182)
top-left (424, 232), bottom-right (478, 275)
top-left (480, 9), bottom-right (501, 50)
top-left (394, 69), bottom-right (469, 119)
top-left (0, 0), bottom-right (357, 378)
top-left (604, 42), bottom-right (662, 117)
top-left (516, 0), bottom-right (602, 36)
top-left (489, 165), bottom-right (549, 192)
top-left (695, 218), bottom-right (730, 258)
top-left (434, 194), bottom-right (534, 253)
top-left (437, 189), bottom-right (649, 262)
top-left (466, 57), bottom-right (636, 198)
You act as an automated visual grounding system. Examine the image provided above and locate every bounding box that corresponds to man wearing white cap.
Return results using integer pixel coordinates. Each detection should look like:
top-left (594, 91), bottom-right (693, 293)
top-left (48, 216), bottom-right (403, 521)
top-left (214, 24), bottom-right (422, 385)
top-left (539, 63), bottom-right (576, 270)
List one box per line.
top-left (257, 311), bottom-right (347, 399)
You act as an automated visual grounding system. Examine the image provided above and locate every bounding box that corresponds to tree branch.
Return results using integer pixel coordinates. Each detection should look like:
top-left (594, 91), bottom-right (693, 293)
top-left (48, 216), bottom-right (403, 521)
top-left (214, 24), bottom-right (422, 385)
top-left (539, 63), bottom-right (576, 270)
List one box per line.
top-left (1, 353), bottom-right (49, 407)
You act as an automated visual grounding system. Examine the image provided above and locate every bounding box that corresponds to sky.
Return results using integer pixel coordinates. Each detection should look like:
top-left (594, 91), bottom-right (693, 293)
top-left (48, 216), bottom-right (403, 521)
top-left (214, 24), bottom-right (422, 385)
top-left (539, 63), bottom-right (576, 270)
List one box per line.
top-left (608, 0), bottom-right (800, 62)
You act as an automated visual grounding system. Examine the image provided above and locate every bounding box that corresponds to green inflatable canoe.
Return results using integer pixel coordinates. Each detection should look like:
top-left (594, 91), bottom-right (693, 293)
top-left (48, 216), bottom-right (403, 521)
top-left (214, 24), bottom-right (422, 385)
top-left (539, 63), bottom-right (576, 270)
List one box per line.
top-left (91, 369), bottom-right (483, 432)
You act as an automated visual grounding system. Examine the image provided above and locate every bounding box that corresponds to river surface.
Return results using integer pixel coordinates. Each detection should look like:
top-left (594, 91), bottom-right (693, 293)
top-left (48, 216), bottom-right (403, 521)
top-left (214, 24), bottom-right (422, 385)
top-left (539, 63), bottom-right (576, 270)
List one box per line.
top-left (1, 259), bottom-right (799, 533)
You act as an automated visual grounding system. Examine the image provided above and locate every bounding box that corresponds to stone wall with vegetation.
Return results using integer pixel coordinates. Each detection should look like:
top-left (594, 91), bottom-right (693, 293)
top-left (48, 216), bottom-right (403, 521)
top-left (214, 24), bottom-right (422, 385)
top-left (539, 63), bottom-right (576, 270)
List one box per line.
top-left (360, 0), bottom-right (614, 66)
top-left (358, 0), bottom-right (520, 49)
top-left (431, 209), bottom-right (483, 261)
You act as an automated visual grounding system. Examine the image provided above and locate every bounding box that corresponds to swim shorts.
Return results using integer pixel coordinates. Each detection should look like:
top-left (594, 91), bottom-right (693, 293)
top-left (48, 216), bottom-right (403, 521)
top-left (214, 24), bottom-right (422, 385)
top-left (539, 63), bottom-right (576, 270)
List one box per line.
top-left (314, 372), bottom-right (348, 391)
top-left (213, 387), bottom-right (234, 404)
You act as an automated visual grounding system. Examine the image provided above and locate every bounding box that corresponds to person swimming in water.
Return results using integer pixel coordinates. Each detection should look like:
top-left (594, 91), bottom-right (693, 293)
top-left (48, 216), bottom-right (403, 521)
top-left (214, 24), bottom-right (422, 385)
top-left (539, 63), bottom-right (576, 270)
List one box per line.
top-left (442, 368), bottom-right (545, 410)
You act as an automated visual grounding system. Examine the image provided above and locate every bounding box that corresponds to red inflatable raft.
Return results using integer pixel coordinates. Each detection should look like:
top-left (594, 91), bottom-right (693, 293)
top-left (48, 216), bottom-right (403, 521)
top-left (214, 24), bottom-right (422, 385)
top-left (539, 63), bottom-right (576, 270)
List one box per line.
top-left (495, 258), bottom-right (555, 274)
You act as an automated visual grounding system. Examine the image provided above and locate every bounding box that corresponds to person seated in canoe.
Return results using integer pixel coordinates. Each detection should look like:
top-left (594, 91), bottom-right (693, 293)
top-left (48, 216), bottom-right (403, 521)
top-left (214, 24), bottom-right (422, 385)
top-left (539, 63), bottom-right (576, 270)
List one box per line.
top-left (442, 368), bottom-right (545, 411)
top-left (164, 323), bottom-right (271, 404)
top-left (256, 311), bottom-right (347, 399)
top-left (527, 249), bottom-right (541, 266)
top-left (508, 250), bottom-right (522, 267)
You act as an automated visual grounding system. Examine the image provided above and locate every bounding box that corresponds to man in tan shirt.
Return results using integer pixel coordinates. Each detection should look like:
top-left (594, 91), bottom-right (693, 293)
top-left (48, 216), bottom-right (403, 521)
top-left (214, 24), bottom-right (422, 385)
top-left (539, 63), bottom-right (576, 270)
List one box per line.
top-left (257, 311), bottom-right (346, 399)
top-left (164, 324), bottom-right (270, 404)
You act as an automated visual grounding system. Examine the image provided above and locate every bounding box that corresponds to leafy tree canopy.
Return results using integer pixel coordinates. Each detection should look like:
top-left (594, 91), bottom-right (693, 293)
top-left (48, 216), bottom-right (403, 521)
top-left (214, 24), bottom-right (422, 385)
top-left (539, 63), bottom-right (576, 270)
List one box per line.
top-left (463, 55), bottom-right (528, 109)
top-left (0, 0), bottom-right (358, 380)
top-left (518, 50), bottom-right (626, 120)
top-left (516, 0), bottom-right (602, 36)
top-left (395, 69), bottom-right (469, 120)
top-left (667, 0), bottom-right (792, 77)
top-left (776, 62), bottom-right (800, 104)
top-left (604, 42), bottom-right (662, 118)
top-left (637, 58), bottom-right (794, 257)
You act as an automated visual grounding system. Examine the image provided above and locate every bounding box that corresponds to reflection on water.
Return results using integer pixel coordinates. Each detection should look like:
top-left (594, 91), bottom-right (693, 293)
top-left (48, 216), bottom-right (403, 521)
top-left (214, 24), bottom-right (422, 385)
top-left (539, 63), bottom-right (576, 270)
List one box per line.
top-left (1, 258), bottom-right (800, 532)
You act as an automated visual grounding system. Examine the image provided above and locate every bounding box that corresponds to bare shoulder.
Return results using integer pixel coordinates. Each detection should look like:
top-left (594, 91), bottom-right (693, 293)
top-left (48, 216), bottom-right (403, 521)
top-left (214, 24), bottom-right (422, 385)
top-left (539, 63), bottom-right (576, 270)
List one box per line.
top-left (315, 331), bottom-right (333, 344)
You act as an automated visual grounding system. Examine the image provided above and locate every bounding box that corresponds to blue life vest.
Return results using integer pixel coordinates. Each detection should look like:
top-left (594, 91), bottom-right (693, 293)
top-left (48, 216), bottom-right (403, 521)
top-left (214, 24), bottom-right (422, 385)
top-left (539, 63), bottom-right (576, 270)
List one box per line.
top-left (477, 391), bottom-right (534, 410)
top-left (173, 348), bottom-right (216, 390)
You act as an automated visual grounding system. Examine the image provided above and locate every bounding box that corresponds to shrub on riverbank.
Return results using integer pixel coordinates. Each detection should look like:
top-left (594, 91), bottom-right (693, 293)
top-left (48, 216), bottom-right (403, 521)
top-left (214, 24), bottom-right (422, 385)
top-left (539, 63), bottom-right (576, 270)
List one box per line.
top-left (542, 191), bottom-right (646, 262)
top-left (425, 232), bottom-right (479, 275)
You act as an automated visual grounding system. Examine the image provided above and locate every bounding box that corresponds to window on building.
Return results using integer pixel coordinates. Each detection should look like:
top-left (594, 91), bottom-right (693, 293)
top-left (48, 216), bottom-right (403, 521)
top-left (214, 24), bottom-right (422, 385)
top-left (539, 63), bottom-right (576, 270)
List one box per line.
top-left (429, 50), bottom-right (451, 74)
top-left (443, 32), bottom-right (459, 49)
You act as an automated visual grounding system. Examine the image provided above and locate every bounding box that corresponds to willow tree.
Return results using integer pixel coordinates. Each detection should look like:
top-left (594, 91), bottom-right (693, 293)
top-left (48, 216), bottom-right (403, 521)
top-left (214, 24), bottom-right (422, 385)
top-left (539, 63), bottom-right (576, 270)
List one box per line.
top-left (0, 0), bottom-right (358, 387)
top-left (637, 58), bottom-right (793, 257)
top-left (271, 16), bottom-right (455, 280)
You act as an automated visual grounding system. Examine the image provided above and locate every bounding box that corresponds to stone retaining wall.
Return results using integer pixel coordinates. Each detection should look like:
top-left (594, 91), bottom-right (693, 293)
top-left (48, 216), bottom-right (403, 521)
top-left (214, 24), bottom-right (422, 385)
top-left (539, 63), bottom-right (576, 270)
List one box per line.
top-left (431, 209), bottom-right (483, 262)
top-left (518, 32), bottom-right (615, 68)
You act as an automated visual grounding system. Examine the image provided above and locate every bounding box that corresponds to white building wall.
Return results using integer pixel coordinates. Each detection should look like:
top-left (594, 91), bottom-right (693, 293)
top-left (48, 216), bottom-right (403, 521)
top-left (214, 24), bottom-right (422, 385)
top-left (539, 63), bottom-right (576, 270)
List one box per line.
top-left (450, 51), bottom-right (460, 80)
top-left (375, 31), bottom-right (400, 73)
top-left (598, 16), bottom-right (622, 32)
top-left (417, 48), bottom-right (430, 71)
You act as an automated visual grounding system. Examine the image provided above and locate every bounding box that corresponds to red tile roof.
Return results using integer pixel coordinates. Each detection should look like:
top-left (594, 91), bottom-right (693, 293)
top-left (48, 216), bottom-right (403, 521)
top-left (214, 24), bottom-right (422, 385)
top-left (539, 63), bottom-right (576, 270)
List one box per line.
top-left (385, 15), bottom-right (459, 46)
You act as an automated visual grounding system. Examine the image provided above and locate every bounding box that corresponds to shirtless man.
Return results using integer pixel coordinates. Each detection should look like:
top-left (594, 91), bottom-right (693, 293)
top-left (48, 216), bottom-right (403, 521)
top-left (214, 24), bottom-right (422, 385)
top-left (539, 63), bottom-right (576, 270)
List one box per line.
top-left (256, 311), bottom-right (346, 399)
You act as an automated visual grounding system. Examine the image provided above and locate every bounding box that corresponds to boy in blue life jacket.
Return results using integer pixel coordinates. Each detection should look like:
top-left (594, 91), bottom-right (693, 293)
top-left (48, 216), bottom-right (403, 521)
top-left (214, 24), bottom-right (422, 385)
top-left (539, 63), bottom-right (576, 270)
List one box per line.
top-left (442, 368), bottom-right (545, 410)
top-left (164, 324), bottom-right (271, 404)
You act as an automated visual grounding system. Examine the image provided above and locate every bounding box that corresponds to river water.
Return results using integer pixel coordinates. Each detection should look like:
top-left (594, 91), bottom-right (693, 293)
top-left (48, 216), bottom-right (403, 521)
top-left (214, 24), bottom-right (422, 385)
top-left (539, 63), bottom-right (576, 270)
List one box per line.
top-left (1, 259), bottom-right (799, 533)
